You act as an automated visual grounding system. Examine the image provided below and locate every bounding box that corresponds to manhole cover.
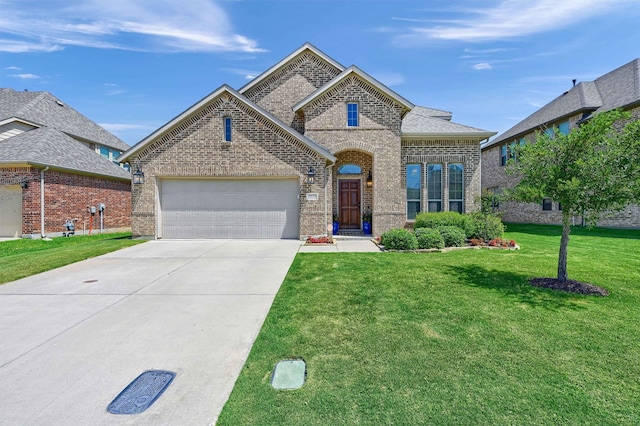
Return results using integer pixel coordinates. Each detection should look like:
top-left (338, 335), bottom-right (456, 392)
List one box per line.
top-left (107, 370), bottom-right (175, 415)
top-left (271, 359), bottom-right (306, 390)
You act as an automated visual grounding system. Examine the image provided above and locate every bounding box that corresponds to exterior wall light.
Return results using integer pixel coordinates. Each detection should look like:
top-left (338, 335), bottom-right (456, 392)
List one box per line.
top-left (366, 169), bottom-right (373, 188)
top-left (307, 168), bottom-right (316, 185)
top-left (133, 164), bottom-right (145, 185)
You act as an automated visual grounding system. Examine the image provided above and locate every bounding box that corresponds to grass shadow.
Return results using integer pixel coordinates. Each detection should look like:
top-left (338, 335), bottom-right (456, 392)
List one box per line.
top-left (447, 263), bottom-right (588, 311)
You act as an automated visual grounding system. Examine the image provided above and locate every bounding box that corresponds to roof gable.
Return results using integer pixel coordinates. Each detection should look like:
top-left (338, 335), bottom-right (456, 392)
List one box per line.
top-left (292, 65), bottom-right (415, 114)
top-left (0, 127), bottom-right (130, 180)
top-left (0, 88), bottom-right (129, 151)
top-left (119, 85), bottom-right (336, 163)
top-left (239, 42), bottom-right (345, 95)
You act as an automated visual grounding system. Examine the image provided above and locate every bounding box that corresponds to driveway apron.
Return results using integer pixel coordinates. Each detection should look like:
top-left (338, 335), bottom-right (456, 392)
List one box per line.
top-left (0, 239), bottom-right (301, 425)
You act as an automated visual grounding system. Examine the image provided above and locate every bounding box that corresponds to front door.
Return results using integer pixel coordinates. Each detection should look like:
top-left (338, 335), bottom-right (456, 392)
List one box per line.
top-left (339, 180), bottom-right (361, 229)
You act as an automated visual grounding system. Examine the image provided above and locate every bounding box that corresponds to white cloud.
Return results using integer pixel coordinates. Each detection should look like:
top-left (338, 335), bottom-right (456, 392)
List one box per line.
top-left (4, 66), bottom-right (22, 70)
top-left (396, 0), bottom-right (636, 42)
top-left (473, 63), bottom-right (492, 70)
top-left (9, 73), bottom-right (40, 79)
top-left (0, 0), bottom-right (263, 53)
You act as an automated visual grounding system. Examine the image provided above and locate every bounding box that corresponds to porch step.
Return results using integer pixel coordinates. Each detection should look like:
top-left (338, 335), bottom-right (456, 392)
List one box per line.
top-left (333, 229), bottom-right (372, 240)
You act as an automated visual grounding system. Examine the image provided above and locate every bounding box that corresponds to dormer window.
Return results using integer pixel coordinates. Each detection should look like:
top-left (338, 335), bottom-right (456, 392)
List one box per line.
top-left (347, 103), bottom-right (359, 127)
top-left (224, 117), bottom-right (232, 142)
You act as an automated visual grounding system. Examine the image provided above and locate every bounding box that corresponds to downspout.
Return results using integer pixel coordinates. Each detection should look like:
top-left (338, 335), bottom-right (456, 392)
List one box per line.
top-left (325, 164), bottom-right (332, 237)
top-left (40, 167), bottom-right (49, 238)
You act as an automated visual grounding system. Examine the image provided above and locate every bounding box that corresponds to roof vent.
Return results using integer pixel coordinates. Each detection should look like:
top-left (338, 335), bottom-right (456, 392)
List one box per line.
top-left (56, 100), bottom-right (64, 106)
top-left (572, 79), bottom-right (577, 87)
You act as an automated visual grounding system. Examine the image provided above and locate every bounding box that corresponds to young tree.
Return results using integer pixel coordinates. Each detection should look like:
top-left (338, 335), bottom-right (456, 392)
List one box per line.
top-left (507, 109), bottom-right (640, 282)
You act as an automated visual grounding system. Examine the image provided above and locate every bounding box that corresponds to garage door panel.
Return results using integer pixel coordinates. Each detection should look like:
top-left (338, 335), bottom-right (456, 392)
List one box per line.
top-left (0, 186), bottom-right (22, 238)
top-left (161, 179), bottom-right (299, 239)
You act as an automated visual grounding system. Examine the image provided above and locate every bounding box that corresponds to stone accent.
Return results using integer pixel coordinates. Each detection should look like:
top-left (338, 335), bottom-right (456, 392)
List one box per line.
top-left (0, 166), bottom-right (131, 237)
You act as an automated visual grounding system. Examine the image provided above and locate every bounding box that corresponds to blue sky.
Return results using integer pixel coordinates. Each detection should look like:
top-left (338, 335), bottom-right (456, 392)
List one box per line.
top-left (1, 0), bottom-right (639, 146)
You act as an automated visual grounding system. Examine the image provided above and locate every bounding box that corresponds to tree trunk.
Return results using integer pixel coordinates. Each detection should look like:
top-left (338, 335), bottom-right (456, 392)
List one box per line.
top-left (557, 216), bottom-right (571, 282)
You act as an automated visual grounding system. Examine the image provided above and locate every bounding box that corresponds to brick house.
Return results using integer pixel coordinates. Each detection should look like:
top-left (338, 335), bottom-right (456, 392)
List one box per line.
top-left (119, 43), bottom-right (495, 239)
top-left (0, 88), bottom-right (131, 238)
top-left (482, 59), bottom-right (640, 228)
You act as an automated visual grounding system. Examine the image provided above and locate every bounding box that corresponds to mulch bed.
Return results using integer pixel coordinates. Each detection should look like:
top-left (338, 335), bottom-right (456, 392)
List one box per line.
top-left (529, 277), bottom-right (609, 296)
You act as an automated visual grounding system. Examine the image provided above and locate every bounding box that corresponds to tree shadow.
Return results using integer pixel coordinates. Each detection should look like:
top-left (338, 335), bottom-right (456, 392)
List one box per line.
top-left (506, 222), bottom-right (640, 241)
top-left (446, 264), bottom-right (589, 311)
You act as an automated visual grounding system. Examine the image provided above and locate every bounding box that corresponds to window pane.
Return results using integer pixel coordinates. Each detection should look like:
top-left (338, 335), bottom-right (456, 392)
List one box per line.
top-left (427, 164), bottom-right (442, 211)
top-left (542, 198), bottom-right (552, 210)
top-left (338, 164), bottom-right (362, 174)
top-left (224, 117), bottom-right (232, 142)
top-left (449, 201), bottom-right (463, 213)
top-left (500, 145), bottom-right (507, 166)
top-left (347, 103), bottom-right (358, 127)
top-left (406, 164), bottom-right (421, 219)
top-left (448, 163), bottom-right (464, 213)
top-left (558, 121), bottom-right (569, 135)
top-left (408, 201), bottom-right (421, 220)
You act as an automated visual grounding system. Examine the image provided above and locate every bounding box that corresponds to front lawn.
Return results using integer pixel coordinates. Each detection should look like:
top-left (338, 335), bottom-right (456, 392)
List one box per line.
top-left (0, 232), bottom-right (144, 284)
top-left (218, 224), bottom-right (640, 425)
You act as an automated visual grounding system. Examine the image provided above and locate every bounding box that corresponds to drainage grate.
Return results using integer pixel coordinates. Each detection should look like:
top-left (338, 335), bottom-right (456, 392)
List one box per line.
top-left (271, 359), bottom-right (306, 390)
top-left (107, 370), bottom-right (175, 415)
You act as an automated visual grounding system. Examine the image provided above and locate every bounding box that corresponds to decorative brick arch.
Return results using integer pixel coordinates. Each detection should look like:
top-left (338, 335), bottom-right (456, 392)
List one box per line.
top-left (331, 140), bottom-right (376, 155)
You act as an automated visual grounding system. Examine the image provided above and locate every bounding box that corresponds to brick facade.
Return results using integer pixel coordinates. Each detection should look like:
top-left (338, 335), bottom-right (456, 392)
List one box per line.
top-left (482, 106), bottom-right (640, 228)
top-left (125, 45), bottom-right (489, 239)
top-left (0, 167), bottom-right (131, 237)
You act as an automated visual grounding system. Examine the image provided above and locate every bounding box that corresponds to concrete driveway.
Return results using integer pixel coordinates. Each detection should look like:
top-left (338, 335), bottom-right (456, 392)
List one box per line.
top-left (0, 239), bottom-right (301, 425)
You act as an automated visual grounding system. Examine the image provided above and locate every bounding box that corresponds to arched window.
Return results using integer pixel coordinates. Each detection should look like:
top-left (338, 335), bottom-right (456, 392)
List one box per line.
top-left (338, 164), bottom-right (362, 174)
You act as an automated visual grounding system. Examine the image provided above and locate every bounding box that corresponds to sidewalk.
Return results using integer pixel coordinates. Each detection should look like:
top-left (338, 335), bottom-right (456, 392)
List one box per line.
top-left (298, 236), bottom-right (381, 253)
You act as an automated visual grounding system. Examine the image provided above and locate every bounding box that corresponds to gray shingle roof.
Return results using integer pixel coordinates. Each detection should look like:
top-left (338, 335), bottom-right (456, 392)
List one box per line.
top-left (487, 58), bottom-right (640, 148)
top-left (0, 88), bottom-right (129, 151)
top-left (0, 127), bottom-right (130, 180)
top-left (402, 106), bottom-right (495, 139)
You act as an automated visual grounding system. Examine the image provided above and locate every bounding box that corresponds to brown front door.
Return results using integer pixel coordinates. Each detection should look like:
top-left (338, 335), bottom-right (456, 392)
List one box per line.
top-left (339, 179), bottom-right (361, 229)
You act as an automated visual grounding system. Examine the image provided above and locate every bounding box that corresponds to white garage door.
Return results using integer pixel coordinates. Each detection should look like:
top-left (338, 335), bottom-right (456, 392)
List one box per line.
top-left (0, 185), bottom-right (22, 238)
top-left (160, 179), bottom-right (300, 239)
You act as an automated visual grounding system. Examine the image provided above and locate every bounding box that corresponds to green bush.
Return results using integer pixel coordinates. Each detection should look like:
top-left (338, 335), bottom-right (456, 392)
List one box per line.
top-left (380, 228), bottom-right (418, 250)
top-left (437, 226), bottom-right (466, 247)
top-left (414, 211), bottom-right (466, 229)
top-left (415, 228), bottom-right (445, 249)
top-left (466, 212), bottom-right (505, 241)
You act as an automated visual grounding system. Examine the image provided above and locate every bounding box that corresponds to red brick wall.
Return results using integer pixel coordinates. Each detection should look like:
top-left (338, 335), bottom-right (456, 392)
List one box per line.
top-left (1, 167), bottom-right (131, 237)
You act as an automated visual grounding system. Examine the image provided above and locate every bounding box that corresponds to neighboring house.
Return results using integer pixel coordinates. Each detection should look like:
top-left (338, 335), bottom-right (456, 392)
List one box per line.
top-left (482, 58), bottom-right (640, 228)
top-left (119, 43), bottom-right (495, 239)
top-left (0, 88), bottom-right (132, 238)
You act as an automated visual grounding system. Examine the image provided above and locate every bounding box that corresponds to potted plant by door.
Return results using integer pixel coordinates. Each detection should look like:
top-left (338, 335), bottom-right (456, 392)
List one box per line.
top-left (362, 209), bottom-right (372, 234)
top-left (333, 214), bottom-right (340, 235)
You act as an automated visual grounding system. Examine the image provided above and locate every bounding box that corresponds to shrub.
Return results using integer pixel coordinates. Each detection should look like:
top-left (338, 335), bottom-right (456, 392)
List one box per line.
top-left (380, 228), bottom-right (418, 250)
top-left (414, 211), bottom-right (468, 230)
top-left (437, 226), bottom-right (466, 247)
top-left (415, 228), bottom-right (445, 249)
top-left (466, 212), bottom-right (505, 241)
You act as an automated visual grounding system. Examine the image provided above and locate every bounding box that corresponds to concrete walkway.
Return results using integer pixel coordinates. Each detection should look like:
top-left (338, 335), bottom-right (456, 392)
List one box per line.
top-left (298, 237), bottom-right (381, 253)
top-left (0, 239), bottom-right (301, 425)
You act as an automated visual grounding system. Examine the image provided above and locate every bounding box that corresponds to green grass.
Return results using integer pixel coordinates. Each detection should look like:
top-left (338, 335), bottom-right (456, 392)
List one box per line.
top-left (0, 232), bottom-right (144, 284)
top-left (218, 223), bottom-right (640, 425)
